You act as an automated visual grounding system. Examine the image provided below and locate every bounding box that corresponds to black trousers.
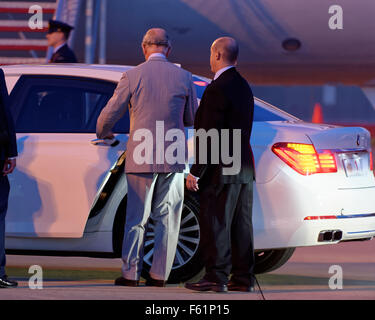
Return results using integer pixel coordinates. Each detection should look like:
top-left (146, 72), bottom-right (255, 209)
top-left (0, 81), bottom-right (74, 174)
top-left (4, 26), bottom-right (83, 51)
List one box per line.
top-left (199, 178), bottom-right (255, 286)
top-left (0, 160), bottom-right (9, 277)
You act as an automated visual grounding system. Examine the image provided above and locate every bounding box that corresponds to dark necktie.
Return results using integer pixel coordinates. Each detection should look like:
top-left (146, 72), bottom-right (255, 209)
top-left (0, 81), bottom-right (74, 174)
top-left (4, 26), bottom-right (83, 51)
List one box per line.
top-left (49, 52), bottom-right (58, 63)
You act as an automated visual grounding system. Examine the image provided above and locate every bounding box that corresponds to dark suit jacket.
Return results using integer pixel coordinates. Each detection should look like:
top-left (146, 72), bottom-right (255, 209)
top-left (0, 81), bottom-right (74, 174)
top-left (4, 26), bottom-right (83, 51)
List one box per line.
top-left (190, 67), bottom-right (254, 184)
top-left (49, 44), bottom-right (77, 63)
top-left (0, 69), bottom-right (17, 161)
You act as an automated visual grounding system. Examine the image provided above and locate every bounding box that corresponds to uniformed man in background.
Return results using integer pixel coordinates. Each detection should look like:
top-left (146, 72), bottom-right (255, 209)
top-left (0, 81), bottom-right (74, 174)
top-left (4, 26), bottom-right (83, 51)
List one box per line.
top-left (46, 20), bottom-right (78, 63)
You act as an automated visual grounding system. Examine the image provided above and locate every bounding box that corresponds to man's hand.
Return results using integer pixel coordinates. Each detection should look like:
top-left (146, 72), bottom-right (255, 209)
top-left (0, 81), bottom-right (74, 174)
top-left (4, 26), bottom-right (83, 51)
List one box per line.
top-left (103, 132), bottom-right (115, 140)
top-left (186, 173), bottom-right (199, 192)
top-left (3, 158), bottom-right (16, 176)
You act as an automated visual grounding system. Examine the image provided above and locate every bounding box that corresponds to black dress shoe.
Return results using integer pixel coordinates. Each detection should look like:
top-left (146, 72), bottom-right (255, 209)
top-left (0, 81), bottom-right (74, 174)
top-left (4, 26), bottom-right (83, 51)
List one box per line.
top-left (145, 277), bottom-right (166, 287)
top-left (0, 275), bottom-right (18, 288)
top-left (185, 279), bottom-right (228, 293)
top-left (114, 277), bottom-right (139, 287)
top-left (228, 280), bottom-right (254, 292)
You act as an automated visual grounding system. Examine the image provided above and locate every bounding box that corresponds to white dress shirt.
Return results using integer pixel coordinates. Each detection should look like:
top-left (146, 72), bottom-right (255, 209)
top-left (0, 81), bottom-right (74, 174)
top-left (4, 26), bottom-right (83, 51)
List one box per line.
top-left (148, 53), bottom-right (166, 60)
top-left (213, 65), bottom-right (235, 80)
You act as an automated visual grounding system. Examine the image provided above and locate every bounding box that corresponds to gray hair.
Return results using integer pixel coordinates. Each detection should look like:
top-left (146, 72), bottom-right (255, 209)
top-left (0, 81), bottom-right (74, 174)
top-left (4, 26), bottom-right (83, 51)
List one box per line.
top-left (142, 28), bottom-right (171, 48)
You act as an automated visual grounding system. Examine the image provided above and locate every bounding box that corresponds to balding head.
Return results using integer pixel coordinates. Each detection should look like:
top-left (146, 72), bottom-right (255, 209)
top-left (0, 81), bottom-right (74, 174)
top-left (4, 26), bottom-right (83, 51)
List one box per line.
top-left (142, 28), bottom-right (171, 48)
top-left (210, 37), bottom-right (239, 73)
top-left (211, 37), bottom-right (239, 64)
top-left (142, 28), bottom-right (171, 60)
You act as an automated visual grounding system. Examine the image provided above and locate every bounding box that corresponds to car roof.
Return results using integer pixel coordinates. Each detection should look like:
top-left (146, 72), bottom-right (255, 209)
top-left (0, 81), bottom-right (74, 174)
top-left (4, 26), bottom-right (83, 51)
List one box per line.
top-left (1, 63), bottom-right (133, 82)
top-left (1, 63), bottom-right (212, 83)
top-left (1, 63), bottom-right (297, 121)
top-left (1, 63), bottom-right (132, 72)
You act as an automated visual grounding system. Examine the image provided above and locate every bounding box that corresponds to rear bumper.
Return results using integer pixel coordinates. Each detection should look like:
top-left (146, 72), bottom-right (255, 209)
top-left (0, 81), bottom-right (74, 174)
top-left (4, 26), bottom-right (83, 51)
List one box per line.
top-left (290, 216), bottom-right (375, 247)
top-left (253, 166), bottom-right (375, 249)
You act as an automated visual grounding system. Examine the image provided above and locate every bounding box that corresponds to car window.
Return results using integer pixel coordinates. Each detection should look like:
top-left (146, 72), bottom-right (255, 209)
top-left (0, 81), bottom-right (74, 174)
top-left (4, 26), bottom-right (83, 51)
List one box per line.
top-left (9, 75), bottom-right (129, 133)
top-left (192, 76), bottom-right (209, 100)
top-left (193, 77), bottom-right (297, 122)
top-left (253, 104), bottom-right (284, 121)
top-left (254, 98), bottom-right (299, 122)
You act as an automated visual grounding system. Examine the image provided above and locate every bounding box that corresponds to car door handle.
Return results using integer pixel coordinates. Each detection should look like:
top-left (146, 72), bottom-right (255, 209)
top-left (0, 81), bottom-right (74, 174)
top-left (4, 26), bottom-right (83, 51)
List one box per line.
top-left (91, 138), bottom-right (120, 147)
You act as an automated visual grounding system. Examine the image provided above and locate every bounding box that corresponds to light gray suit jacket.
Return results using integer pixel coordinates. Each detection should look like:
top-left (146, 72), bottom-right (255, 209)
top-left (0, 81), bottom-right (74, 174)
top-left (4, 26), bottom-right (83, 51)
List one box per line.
top-left (96, 55), bottom-right (198, 173)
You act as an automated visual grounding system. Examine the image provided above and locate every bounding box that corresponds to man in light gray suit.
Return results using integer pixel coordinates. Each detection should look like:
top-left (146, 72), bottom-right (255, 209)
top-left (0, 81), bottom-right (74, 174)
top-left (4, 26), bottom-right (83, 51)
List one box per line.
top-left (96, 28), bottom-right (197, 287)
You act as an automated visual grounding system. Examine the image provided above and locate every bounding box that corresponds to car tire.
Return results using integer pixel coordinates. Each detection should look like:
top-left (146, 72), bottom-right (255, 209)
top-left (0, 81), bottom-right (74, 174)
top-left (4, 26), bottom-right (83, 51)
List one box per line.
top-left (141, 191), bottom-right (204, 284)
top-left (253, 248), bottom-right (295, 274)
top-left (113, 195), bottom-right (295, 282)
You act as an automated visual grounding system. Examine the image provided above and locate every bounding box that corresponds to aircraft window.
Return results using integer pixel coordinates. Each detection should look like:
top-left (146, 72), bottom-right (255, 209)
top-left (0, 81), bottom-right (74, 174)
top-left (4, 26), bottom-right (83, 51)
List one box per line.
top-left (9, 75), bottom-right (129, 133)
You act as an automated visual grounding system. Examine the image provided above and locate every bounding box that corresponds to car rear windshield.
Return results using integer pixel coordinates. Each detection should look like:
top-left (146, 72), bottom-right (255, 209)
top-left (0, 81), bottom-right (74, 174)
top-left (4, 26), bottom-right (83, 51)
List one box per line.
top-left (193, 76), bottom-right (298, 122)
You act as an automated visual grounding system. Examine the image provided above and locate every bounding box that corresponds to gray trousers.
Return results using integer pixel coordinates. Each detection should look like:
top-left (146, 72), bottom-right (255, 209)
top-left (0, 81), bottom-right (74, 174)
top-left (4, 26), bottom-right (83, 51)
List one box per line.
top-left (122, 172), bottom-right (184, 281)
top-left (0, 161), bottom-right (9, 277)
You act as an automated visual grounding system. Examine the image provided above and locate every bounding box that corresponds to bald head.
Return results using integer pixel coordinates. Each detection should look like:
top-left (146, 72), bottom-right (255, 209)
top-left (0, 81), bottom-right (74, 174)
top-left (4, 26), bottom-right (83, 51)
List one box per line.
top-left (211, 37), bottom-right (239, 64)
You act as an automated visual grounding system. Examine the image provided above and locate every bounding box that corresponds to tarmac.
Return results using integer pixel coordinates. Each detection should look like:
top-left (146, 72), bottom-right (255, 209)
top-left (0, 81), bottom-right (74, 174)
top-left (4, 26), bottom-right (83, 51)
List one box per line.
top-left (0, 239), bottom-right (374, 301)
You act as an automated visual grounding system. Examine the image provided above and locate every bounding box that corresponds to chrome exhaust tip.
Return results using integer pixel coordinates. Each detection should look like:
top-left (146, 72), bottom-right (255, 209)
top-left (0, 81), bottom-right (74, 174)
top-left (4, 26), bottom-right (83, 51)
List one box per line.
top-left (318, 230), bottom-right (343, 242)
top-left (332, 230), bottom-right (343, 241)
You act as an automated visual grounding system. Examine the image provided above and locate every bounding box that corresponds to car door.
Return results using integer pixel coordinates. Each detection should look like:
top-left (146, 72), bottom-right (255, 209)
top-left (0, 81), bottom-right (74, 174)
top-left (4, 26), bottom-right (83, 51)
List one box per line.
top-left (6, 75), bottom-right (129, 238)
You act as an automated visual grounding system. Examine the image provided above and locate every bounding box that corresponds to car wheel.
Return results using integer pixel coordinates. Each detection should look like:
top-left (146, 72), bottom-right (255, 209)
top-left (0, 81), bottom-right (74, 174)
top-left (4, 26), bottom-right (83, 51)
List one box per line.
top-left (254, 248), bottom-right (295, 274)
top-left (141, 192), bottom-right (204, 284)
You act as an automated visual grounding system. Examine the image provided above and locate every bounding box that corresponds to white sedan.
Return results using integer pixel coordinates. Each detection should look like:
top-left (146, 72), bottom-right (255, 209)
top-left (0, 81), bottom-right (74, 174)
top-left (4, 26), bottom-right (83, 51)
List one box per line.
top-left (3, 64), bottom-right (375, 283)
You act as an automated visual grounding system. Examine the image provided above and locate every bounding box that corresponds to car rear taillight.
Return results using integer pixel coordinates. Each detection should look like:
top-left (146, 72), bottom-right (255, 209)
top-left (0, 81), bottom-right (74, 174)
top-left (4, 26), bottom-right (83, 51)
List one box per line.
top-left (370, 151), bottom-right (373, 172)
top-left (272, 142), bottom-right (337, 175)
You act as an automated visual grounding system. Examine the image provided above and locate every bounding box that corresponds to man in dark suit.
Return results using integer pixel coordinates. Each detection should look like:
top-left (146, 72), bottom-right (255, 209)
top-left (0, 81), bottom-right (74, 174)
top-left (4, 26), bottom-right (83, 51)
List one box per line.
top-left (185, 37), bottom-right (255, 293)
top-left (0, 68), bottom-right (18, 288)
top-left (46, 20), bottom-right (77, 63)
